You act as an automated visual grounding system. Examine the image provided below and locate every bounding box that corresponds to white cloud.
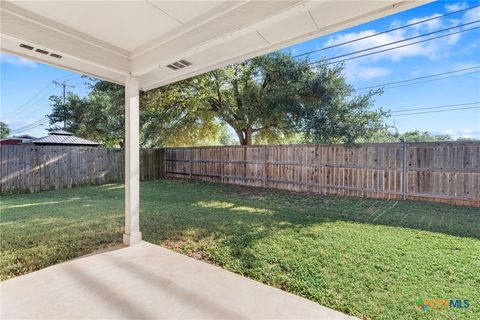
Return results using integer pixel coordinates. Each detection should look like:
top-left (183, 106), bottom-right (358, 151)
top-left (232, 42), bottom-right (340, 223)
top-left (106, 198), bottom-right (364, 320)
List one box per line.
top-left (441, 129), bottom-right (456, 135)
top-left (324, 28), bottom-right (453, 63)
top-left (407, 60), bottom-right (480, 79)
top-left (306, 5), bottom-right (479, 84)
top-left (314, 2), bottom-right (480, 82)
top-left (1, 119), bottom-right (32, 129)
top-left (406, 14), bottom-right (444, 31)
top-left (445, 2), bottom-right (468, 13)
top-left (0, 53), bottom-right (37, 68)
top-left (462, 6), bottom-right (480, 23)
top-left (343, 65), bottom-right (392, 82)
top-left (322, 9), bottom-right (471, 66)
top-left (438, 129), bottom-right (480, 139)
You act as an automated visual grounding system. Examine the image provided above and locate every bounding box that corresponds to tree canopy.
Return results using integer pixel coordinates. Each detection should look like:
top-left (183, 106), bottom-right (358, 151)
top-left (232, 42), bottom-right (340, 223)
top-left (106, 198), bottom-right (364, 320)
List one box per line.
top-left (48, 79), bottom-right (228, 147)
top-left (0, 122), bottom-right (10, 139)
top-left (48, 52), bottom-right (388, 147)
top-left (144, 52), bottom-right (386, 145)
top-left (48, 81), bottom-right (126, 147)
top-left (361, 128), bottom-right (452, 143)
top-left (398, 130), bottom-right (451, 142)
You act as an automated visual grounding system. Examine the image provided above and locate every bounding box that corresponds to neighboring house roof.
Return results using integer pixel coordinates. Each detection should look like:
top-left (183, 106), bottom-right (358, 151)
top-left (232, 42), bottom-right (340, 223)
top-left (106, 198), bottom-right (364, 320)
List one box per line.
top-left (0, 135), bottom-right (37, 145)
top-left (15, 134), bottom-right (36, 139)
top-left (26, 130), bottom-right (99, 146)
top-left (0, 138), bottom-right (24, 145)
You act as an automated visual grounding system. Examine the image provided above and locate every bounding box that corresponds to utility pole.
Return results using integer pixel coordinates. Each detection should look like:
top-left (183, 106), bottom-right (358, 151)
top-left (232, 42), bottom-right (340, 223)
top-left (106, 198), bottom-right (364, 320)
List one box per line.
top-left (53, 81), bottom-right (75, 130)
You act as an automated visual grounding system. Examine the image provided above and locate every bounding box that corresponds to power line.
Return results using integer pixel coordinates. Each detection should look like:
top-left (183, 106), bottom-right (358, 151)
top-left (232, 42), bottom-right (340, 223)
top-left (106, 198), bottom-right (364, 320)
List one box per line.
top-left (14, 118), bottom-right (49, 132)
top-left (2, 83), bottom-right (53, 118)
top-left (389, 102), bottom-right (480, 113)
top-left (362, 71), bottom-right (480, 91)
top-left (355, 66), bottom-right (480, 91)
top-left (54, 73), bottom-right (80, 82)
top-left (293, 4), bottom-right (480, 58)
top-left (12, 122), bottom-right (48, 135)
top-left (4, 87), bottom-right (59, 119)
top-left (13, 78), bottom-right (81, 132)
top-left (11, 116), bottom-right (48, 131)
top-left (13, 120), bottom-right (50, 133)
top-left (12, 120), bottom-right (45, 133)
top-left (53, 81), bottom-right (75, 129)
top-left (2, 74), bottom-right (81, 119)
top-left (312, 25), bottom-right (480, 65)
top-left (391, 106), bottom-right (480, 116)
top-left (319, 20), bottom-right (480, 63)
top-left (69, 81), bottom-right (89, 86)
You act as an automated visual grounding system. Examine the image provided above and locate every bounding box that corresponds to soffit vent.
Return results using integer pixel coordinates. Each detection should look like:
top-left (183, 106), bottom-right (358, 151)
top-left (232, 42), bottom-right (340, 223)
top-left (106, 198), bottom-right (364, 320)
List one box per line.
top-left (19, 43), bottom-right (34, 50)
top-left (35, 48), bottom-right (49, 55)
top-left (166, 59), bottom-right (192, 71)
top-left (19, 43), bottom-right (62, 59)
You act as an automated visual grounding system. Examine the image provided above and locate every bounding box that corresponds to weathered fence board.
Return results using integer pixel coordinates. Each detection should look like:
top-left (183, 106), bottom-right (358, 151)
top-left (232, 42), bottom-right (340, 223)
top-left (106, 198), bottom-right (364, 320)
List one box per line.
top-left (2, 142), bottom-right (479, 207)
top-left (165, 142), bottom-right (480, 207)
top-left (0, 145), bottom-right (164, 194)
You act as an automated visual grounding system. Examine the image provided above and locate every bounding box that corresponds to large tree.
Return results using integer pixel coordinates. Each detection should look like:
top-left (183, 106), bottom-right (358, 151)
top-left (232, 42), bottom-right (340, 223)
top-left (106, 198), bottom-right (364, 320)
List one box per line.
top-left (49, 53), bottom-right (386, 147)
top-left (48, 79), bottom-right (226, 147)
top-left (140, 77), bottom-right (227, 147)
top-left (48, 81), bottom-right (126, 147)
top-left (146, 52), bottom-right (386, 145)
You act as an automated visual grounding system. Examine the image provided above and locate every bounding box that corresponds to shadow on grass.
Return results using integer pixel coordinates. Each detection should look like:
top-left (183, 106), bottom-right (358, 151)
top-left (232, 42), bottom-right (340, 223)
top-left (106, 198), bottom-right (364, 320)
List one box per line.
top-left (139, 180), bottom-right (480, 248)
top-left (1, 179), bottom-right (478, 280)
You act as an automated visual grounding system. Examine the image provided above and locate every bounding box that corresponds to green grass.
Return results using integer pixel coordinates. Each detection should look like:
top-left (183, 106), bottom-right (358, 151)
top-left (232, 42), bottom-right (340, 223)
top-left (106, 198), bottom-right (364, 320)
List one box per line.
top-left (1, 180), bottom-right (479, 319)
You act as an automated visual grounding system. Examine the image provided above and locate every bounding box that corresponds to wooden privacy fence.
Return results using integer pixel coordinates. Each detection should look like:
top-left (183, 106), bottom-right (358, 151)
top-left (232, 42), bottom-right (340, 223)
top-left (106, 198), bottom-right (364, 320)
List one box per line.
top-left (165, 142), bottom-right (480, 207)
top-left (2, 142), bottom-right (479, 207)
top-left (0, 145), bottom-right (164, 194)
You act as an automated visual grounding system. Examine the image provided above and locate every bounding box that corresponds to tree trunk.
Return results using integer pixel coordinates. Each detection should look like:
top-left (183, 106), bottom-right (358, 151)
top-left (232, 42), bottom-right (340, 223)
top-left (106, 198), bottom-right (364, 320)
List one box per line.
top-left (245, 128), bottom-right (252, 145)
top-left (235, 128), bottom-right (253, 145)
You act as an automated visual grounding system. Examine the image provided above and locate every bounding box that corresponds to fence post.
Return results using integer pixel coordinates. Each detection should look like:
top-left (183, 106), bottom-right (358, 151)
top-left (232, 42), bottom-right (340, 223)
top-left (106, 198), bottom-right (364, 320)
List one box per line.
top-left (189, 148), bottom-right (193, 179)
top-left (318, 144), bottom-right (322, 194)
top-left (243, 146), bottom-right (247, 180)
top-left (220, 147), bottom-right (224, 184)
top-left (163, 148), bottom-right (167, 178)
top-left (263, 145), bottom-right (268, 188)
top-left (402, 142), bottom-right (408, 200)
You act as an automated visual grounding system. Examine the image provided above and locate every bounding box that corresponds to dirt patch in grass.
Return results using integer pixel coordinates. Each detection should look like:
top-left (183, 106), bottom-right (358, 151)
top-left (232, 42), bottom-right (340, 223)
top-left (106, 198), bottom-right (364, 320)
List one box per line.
top-left (161, 236), bottom-right (214, 264)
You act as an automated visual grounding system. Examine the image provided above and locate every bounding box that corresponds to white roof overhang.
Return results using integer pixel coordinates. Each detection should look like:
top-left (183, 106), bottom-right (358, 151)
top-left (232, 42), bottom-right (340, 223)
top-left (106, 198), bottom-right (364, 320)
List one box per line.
top-left (1, 0), bottom-right (430, 91)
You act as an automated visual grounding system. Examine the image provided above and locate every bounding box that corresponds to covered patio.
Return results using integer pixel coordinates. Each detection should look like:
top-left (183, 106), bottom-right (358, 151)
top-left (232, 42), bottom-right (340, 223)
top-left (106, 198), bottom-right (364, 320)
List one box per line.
top-left (1, 241), bottom-right (354, 319)
top-left (1, 1), bottom-right (428, 318)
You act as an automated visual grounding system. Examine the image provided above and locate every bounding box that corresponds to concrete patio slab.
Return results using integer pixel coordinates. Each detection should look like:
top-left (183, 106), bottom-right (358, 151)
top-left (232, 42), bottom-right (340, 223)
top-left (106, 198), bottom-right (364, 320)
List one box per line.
top-left (1, 241), bottom-right (355, 319)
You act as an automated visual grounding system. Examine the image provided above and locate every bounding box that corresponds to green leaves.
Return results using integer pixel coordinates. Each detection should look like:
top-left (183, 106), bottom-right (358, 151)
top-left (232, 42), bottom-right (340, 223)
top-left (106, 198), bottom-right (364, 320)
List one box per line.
top-left (48, 81), bottom-right (125, 147)
top-left (0, 121), bottom-right (10, 139)
top-left (196, 52), bottom-right (386, 145)
top-left (48, 52), bottom-right (387, 147)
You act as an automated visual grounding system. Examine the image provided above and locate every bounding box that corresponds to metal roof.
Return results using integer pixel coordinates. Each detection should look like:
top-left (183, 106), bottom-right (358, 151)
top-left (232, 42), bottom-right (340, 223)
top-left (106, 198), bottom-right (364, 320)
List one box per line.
top-left (27, 131), bottom-right (99, 146)
top-left (48, 129), bottom-right (73, 136)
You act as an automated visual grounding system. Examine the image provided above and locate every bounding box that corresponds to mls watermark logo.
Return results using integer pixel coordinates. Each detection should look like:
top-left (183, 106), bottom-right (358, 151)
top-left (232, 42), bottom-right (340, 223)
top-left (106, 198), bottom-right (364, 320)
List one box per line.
top-left (417, 298), bottom-right (470, 311)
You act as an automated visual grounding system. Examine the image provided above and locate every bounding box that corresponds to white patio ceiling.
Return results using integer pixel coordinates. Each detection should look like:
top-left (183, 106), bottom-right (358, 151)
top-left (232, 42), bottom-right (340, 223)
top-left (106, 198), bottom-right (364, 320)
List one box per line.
top-left (1, 0), bottom-right (429, 91)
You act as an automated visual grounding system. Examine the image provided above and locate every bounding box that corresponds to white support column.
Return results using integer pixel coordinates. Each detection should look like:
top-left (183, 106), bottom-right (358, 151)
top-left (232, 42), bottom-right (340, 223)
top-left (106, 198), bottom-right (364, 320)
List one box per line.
top-left (123, 75), bottom-right (142, 246)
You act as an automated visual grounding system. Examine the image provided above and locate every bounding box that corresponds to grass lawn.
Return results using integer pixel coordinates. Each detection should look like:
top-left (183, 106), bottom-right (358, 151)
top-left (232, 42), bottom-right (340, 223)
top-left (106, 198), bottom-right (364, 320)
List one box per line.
top-left (1, 180), bottom-right (479, 319)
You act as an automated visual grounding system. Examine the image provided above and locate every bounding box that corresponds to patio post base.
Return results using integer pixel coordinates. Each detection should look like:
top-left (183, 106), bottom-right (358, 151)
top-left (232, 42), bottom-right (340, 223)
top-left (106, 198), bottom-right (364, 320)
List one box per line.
top-left (123, 232), bottom-right (142, 246)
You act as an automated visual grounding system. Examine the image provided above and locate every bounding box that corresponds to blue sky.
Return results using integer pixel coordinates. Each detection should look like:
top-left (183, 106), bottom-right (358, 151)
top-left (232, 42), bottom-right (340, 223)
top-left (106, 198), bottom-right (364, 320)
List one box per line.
top-left (1, 0), bottom-right (479, 139)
